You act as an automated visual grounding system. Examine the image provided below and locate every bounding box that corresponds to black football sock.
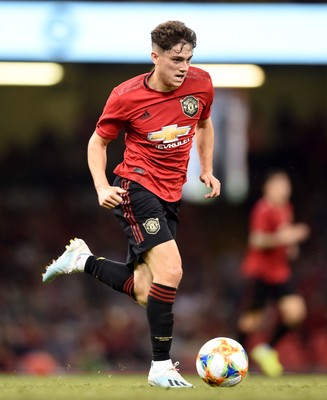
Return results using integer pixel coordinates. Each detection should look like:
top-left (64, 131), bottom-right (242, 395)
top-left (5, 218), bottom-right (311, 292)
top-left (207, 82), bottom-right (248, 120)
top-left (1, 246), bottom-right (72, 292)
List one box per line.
top-left (269, 322), bottom-right (290, 347)
top-left (85, 256), bottom-right (134, 298)
top-left (236, 331), bottom-right (248, 348)
top-left (146, 282), bottom-right (177, 362)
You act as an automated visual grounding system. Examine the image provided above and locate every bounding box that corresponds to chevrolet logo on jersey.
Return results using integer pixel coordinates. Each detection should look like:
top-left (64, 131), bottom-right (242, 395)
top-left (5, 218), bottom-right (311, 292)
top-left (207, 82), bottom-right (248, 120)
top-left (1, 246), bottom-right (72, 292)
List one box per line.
top-left (148, 125), bottom-right (191, 143)
top-left (147, 125), bottom-right (191, 150)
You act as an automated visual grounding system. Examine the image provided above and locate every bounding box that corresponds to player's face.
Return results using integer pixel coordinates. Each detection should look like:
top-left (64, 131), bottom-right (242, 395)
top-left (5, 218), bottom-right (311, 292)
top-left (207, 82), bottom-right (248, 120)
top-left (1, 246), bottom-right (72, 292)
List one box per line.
top-left (150, 43), bottom-right (193, 91)
top-left (265, 174), bottom-right (292, 205)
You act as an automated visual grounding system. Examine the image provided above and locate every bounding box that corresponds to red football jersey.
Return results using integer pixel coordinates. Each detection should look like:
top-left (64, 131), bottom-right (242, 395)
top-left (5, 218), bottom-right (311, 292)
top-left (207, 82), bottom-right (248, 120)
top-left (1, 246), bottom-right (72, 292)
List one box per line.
top-left (241, 198), bottom-right (294, 284)
top-left (95, 66), bottom-right (214, 202)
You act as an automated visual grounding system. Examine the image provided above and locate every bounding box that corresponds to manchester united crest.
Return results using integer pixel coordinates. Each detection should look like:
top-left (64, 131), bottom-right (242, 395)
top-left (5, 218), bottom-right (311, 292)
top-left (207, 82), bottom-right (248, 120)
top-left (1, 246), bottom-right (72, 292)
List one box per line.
top-left (181, 96), bottom-right (199, 117)
top-left (143, 218), bottom-right (160, 235)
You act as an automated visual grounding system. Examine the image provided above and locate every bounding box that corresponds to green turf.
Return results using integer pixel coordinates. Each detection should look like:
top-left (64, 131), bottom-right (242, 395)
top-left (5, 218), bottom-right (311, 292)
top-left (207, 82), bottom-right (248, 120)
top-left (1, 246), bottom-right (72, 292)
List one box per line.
top-left (0, 374), bottom-right (326, 400)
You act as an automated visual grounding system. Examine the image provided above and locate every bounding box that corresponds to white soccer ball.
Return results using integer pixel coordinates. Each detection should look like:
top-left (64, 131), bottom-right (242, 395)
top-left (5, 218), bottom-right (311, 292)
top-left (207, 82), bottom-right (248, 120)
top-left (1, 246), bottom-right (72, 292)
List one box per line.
top-left (196, 337), bottom-right (248, 387)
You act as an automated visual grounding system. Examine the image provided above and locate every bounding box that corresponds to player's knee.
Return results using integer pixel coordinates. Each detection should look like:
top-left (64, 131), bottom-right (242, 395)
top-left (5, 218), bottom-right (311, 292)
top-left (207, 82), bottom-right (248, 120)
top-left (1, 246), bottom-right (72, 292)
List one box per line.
top-left (143, 241), bottom-right (183, 287)
top-left (288, 304), bottom-right (306, 325)
top-left (154, 258), bottom-right (183, 288)
top-left (238, 312), bottom-right (263, 333)
top-left (161, 261), bottom-right (183, 287)
top-left (279, 295), bottom-right (306, 325)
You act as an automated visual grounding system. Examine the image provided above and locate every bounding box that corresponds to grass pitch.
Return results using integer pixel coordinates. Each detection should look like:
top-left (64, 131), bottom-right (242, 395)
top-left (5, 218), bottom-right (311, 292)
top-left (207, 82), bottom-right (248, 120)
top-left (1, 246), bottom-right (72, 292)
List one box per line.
top-left (0, 373), bottom-right (326, 400)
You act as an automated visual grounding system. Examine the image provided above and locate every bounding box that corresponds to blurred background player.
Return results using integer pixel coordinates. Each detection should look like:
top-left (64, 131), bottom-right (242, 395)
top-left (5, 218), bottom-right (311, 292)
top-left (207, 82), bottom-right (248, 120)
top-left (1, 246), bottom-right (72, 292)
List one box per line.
top-left (42, 20), bottom-right (220, 388)
top-left (237, 170), bottom-right (310, 376)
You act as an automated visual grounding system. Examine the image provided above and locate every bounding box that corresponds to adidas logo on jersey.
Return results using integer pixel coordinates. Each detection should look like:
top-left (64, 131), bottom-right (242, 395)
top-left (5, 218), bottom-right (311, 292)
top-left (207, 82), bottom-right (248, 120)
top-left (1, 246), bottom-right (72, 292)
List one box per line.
top-left (140, 110), bottom-right (151, 120)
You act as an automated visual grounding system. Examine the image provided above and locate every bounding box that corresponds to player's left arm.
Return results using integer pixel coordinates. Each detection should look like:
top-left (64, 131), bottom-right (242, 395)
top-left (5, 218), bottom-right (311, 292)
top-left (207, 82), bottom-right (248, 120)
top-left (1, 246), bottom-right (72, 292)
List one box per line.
top-left (195, 117), bottom-right (221, 199)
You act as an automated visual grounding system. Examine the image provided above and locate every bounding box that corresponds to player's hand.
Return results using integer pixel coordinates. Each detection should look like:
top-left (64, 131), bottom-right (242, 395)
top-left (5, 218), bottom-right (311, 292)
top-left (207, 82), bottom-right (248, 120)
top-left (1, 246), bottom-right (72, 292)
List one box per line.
top-left (199, 172), bottom-right (221, 199)
top-left (277, 223), bottom-right (310, 245)
top-left (97, 186), bottom-right (126, 209)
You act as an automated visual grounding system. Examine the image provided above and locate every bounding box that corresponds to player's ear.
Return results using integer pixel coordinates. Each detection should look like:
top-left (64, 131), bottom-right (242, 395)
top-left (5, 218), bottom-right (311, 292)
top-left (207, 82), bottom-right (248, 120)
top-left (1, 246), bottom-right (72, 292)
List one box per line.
top-left (151, 51), bottom-right (159, 65)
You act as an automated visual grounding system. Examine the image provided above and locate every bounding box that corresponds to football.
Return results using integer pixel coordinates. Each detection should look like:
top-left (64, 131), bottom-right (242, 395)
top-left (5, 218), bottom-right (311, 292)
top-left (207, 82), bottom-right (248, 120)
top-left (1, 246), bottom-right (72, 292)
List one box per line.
top-left (196, 337), bottom-right (248, 387)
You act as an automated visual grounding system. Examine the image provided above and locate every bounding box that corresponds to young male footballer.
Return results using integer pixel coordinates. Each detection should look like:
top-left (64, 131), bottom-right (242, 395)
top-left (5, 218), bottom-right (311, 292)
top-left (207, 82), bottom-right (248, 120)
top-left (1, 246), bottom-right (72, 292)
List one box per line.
top-left (42, 20), bottom-right (220, 388)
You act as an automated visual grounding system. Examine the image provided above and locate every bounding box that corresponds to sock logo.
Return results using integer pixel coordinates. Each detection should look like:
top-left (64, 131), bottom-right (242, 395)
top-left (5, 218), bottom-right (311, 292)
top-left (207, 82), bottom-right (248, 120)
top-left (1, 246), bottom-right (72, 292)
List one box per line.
top-left (143, 218), bottom-right (160, 234)
top-left (154, 336), bottom-right (173, 341)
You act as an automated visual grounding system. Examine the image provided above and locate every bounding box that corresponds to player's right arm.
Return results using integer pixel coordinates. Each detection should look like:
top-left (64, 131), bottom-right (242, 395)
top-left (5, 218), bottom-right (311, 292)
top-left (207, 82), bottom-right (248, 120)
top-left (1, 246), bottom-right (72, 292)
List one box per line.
top-left (249, 223), bottom-right (310, 249)
top-left (87, 131), bottom-right (126, 209)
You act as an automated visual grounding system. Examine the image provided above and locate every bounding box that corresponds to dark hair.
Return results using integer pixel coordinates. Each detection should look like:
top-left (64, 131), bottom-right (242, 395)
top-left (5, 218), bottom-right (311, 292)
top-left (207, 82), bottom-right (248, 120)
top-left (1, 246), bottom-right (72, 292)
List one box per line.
top-left (151, 20), bottom-right (197, 52)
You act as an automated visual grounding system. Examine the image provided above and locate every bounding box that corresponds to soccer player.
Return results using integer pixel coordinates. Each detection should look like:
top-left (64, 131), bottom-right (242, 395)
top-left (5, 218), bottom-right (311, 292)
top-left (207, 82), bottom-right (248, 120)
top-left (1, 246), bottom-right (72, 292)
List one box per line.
top-left (42, 21), bottom-right (220, 388)
top-left (237, 170), bottom-right (310, 376)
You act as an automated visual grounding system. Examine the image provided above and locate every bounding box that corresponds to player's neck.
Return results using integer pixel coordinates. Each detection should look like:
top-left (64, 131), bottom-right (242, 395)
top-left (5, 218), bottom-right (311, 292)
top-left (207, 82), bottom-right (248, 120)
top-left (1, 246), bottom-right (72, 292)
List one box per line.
top-left (147, 71), bottom-right (176, 93)
top-left (264, 195), bottom-right (287, 207)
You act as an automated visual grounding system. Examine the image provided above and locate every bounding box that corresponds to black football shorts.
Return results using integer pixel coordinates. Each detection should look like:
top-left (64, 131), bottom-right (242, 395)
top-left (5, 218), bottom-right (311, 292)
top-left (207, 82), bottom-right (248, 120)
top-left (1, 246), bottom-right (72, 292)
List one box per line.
top-left (112, 176), bottom-right (180, 266)
top-left (243, 278), bottom-right (295, 311)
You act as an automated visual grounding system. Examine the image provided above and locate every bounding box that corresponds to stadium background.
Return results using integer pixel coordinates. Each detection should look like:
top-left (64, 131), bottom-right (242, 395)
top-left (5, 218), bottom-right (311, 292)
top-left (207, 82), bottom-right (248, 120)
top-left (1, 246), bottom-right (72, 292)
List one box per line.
top-left (0, 1), bottom-right (326, 375)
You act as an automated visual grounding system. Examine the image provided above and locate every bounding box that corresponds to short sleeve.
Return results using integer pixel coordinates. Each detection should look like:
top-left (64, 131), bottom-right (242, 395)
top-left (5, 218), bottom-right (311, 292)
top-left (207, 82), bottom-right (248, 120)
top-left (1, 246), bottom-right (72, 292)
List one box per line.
top-left (250, 202), bottom-right (272, 232)
top-left (200, 78), bottom-right (214, 120)
top-left (96, 89), bottom-right (125, 139)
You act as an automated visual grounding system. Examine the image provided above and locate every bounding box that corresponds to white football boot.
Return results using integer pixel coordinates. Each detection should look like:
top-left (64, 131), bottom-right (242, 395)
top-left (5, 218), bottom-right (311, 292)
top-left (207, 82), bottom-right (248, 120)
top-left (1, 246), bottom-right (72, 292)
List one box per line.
top-left (42, 238), bottom-right (92, 283)
top-left (148, 360), bottom-right (194, 388)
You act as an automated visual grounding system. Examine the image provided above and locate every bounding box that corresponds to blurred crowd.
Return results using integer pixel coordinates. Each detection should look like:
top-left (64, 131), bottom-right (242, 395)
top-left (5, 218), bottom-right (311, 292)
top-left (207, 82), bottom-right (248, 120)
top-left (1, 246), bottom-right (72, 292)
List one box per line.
top-left (0, 103), bottom-right (326, 375)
